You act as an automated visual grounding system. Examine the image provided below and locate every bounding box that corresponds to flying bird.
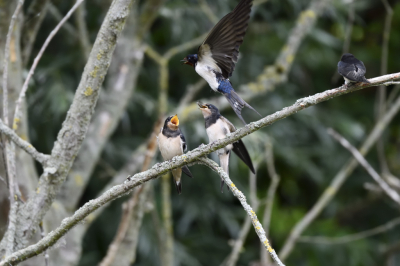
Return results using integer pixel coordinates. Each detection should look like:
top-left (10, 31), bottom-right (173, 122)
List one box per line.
top-left (198, 102), bottom-right (255, 191)
top-left (182, 0), bottom-right (260, 124)
top-left (337, 53), bottom-right (371, 84)
top-left (158, 115), bottom-right (193, 194)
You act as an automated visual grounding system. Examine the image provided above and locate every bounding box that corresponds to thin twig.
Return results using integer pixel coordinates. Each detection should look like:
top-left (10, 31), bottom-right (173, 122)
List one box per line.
top-left (1, 72), bottom-right (400, 265)
top-left (260, 140), bottom-right (280, 265)
top-left (199, 157), bottom-right (285, 266)
top-left (0, 119), bottom-right (50, 165)
top-left (13, 0), bottom-right (85, 132)
top-left (47, 3), bottom-right (77, 37)
top-left (298, 217), bottom-right (400, 245)
top-left (279, 92), bottom-right (400, 260)
top-left (327, 128), bottom-right (400, 205)
top-left (99, 118), bottom-right (161, 266)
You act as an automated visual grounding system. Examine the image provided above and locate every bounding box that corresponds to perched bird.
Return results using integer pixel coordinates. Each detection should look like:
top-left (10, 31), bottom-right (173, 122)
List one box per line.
top-left (157, 115), bottom-right (193, 194)
top-left (182, 0), bottom-right (259, 124)
top-left (337, 53), bottom-right (371, 84)
top-left (198, 102), bottom-right (255, 191)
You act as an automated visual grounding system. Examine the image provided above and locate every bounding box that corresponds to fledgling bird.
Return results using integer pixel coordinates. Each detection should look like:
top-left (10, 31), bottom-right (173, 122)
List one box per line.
top-left (198, 102), bottom-right (255, 191)
top-left (182, 0), bottom-right (260, 125)
top-left (157, 115), bottom-right (193, 194)
top-left (337, 53), bottom-right (371, 85)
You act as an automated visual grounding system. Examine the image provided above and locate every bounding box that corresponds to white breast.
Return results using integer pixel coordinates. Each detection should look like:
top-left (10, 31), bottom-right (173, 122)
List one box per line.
top-left (195, 61), bottom-right (219, 91)
top-left (158, 133), bottom-right (183, 160)
top-left (206, 119), bottom-right (233, 154)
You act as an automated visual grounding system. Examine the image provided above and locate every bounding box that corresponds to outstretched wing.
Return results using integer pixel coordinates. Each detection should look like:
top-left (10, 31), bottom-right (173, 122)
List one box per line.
top-left (198, 0), bottom-right (253, 79)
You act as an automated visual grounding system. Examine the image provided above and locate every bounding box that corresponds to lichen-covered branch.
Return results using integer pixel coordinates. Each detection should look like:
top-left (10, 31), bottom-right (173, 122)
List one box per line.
top-left (1, 73), bottom-right (398, 265)
top-left (12, 0), bottom-right (134, 251)
top-left (0, 119), bottom-right (50, 165)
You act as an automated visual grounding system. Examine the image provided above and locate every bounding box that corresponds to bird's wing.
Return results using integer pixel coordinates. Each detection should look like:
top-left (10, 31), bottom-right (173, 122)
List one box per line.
top-left (232, 140), bottom-right (255, 174)
top-left (179, 132), bottom-right (187, 152)
top-left (338, 61), bottom-right (367, 82)
top-left (220, 115), bottom-right (255, 174)
top-left (179, 132), bottom-right (193, 178)
top-left (198, 0), bottom-right (253, 79)
top-left (220, 116), bottom-right (237, 133)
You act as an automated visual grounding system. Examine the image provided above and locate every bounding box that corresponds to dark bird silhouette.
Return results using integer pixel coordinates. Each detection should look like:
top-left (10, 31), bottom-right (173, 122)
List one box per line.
top-left (157, 115), bottom-right (193, 194)
top-left (198, 102), bottom-right (255, 191)
top-left (337, 53), bottom-right (371, 84)
top-left (182, 0), bottom-right (260, 124)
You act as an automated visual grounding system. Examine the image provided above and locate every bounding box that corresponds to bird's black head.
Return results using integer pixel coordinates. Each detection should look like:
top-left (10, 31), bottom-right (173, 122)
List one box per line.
top-left (182, 54), bottom-right (198, 67)
top-left (197, 101), bottom-right (220, 118)
top-left (341, 53), bottom-right (355, 61)
top-left (164, 114), bottom-right (179, 131)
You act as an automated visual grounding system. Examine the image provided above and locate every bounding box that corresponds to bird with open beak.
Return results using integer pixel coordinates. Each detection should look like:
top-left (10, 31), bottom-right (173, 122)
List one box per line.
top-left (197, 102), bottom-right (255, 191)
top-left (182, 0), bottom-right (260, 125)
top-left (157, 114), bottom-right (193, 194)
top-left (337, 53), bottom-right (371, 85)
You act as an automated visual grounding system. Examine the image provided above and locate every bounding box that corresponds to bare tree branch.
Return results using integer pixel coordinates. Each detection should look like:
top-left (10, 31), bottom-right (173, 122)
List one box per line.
top-left (47, 3), bottom-right (77, 37)
top-left (0, 119), bottom-right (50, 165)
top-left (13, 0), bottom-right (84, 132)
top-left (1, 72), bottom-right (399, 265)
top-left (298, 217), bottom-right (400, 245)
top-left (13, 0), bottom-right (135, 251)
top-left (327, 128), bottom-right (400, 205)
top-left (279, 87), bottom-right (400, 260)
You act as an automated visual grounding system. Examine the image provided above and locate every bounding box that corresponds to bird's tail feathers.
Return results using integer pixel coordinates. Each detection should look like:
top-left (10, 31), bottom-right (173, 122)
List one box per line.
top-left (171, 168), bottom-right (182, 194)
top-left (219, 152), bottom-right (230, 193)
top-left (182, 166), bottom-right (193, 178)
top-left (224, 90), bottom-right (260, 125)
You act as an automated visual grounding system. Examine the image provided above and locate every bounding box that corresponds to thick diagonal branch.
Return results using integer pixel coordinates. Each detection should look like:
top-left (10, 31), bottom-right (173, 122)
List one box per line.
top-left (12, 0), bottom-right (134, 251)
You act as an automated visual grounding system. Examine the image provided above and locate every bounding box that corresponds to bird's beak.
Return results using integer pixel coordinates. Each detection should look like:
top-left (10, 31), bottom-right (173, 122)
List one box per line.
top-left (171, 114), bottom-right (179, 126)
top-left (181, 57), bottom-right (192, 66)
top-left (197, 101), bottom-right (207, 110)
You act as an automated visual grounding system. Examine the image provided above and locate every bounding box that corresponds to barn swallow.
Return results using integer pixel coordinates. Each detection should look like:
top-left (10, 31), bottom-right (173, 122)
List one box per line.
top-left (338, 53), bottom-right (371, 84)
top-left (182, 0), bottom-right (260, 125)
top-left (157, 115), bottom-right (193, 194)
top-left (198, 102), bottom-right (255, 191)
